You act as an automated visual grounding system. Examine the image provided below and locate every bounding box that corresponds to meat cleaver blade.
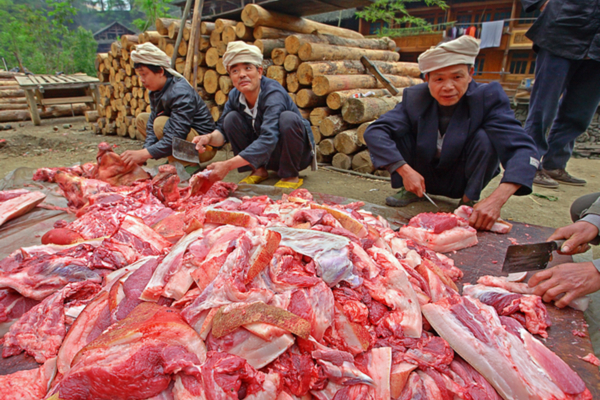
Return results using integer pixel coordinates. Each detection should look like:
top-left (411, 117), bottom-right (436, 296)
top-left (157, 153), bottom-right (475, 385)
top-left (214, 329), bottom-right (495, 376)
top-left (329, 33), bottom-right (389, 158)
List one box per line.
top-left (501, 240), bottom-right (565, 273)
top-left (172, 137), bottom-right (203, 164)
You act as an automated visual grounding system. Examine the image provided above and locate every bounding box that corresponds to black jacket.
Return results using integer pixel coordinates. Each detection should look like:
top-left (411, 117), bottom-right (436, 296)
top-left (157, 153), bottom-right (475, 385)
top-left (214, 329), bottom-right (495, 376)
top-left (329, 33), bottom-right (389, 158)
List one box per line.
top-left (216, 77), bottom-right (312, 169)
top-left (144, 76), bottom-right (215, 159)
top-left (364, 81), bottom-right (538, 195)
top-left (523, 0), bottom-right (600, 61)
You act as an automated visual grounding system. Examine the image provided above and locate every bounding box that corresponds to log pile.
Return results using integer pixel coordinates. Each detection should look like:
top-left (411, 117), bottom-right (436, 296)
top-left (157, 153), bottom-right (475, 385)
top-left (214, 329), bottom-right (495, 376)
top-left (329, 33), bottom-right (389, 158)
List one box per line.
top-left (90, 4), bottom-right (423, 176)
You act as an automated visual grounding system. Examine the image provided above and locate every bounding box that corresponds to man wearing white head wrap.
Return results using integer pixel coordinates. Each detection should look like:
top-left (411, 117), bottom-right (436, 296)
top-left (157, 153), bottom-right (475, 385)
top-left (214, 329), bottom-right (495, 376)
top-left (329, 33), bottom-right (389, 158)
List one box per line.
top-left (121, 43), bottom-right (216, 169)
top-left (193, 41), bottom-right (315, 189)
top-left (364, 35), bottom-right (539, 231)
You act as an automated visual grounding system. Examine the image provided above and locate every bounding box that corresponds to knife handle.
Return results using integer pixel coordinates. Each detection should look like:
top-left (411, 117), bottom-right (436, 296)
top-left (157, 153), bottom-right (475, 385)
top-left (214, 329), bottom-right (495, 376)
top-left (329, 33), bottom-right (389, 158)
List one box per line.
top-left (551, 240), bottom-right (566, 252)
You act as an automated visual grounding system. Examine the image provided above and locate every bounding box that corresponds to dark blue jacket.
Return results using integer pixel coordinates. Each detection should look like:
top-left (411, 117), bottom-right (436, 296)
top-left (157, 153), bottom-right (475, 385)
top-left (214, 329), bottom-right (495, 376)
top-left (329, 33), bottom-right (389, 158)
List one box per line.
top-left (145, 76), bottom-right (215, 159)
top-left (523, 0), bottom-right (600, 62)
top-left (216, 77), bottom-right (312, 169)
top-left (364, 81), bottom-right (538, 196)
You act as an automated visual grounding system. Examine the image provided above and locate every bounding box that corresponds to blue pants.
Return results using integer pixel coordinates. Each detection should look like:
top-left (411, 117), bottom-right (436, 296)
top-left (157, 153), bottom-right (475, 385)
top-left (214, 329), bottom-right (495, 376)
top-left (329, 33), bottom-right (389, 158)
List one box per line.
top-left (223, 110), bottom-right (312, 178)
top-left (391, 128), bottom-right (500, 201)
top-left (524, 49), bottom-right (600, 170)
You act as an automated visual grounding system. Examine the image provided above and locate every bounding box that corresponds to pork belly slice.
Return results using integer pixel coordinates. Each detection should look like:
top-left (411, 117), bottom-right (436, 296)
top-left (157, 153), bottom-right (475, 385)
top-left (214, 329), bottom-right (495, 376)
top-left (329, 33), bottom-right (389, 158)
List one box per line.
top-left (0, 189), bottom-right (46, 227)
top-left (463, 283), bottom-right (551, 338)
top-left (398, 212), bottom-right (478, 253)
top-left (454, 205), bottom-right (513, 234)
top-left (422, 295), bottom-right (591, 400)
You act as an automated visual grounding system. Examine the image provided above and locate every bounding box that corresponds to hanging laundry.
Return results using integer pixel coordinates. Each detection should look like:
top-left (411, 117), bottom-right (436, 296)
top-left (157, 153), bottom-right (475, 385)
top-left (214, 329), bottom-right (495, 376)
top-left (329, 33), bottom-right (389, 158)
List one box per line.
top-left (480, 20), bottom-right (504, 48)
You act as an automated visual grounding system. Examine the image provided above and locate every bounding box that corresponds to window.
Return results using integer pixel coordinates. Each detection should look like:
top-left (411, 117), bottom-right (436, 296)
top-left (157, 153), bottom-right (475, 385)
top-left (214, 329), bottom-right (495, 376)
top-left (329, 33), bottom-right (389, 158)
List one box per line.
top-left (509, 51), bottom-right (536, 75)
top-left (369, 21), bottom-right (389, 35)
top-left (474, 57), bottom-right (485, 75)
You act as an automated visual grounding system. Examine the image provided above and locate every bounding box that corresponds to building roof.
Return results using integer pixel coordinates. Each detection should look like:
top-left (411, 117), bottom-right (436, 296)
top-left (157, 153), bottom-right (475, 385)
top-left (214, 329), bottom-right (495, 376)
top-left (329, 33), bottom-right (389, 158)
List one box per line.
top-left (93, 21), bottom-right (135, 38)
top-left (175, 0), bottom-right (373, 20)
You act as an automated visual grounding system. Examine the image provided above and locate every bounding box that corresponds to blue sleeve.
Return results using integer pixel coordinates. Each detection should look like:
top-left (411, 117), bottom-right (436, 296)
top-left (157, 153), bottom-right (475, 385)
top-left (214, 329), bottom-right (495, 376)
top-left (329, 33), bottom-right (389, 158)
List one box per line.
top-left (145, 90), bottom-right (196, 159)
top-left (363, 97), bottom-right (412, 170)
top-left (237, 92), bottom-right (288, 169)
top-left (215, 95), bottom-right (234, 140)
top-left (481, 83), bottom-right (539, 195)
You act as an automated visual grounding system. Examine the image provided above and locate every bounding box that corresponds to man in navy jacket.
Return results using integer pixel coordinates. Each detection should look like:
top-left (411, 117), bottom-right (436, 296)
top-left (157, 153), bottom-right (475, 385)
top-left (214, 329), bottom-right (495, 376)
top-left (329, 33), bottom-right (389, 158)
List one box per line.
top-left (193, 42), bottom-right (314, 189)
top-left (364, 36), bottom-right (539, 230)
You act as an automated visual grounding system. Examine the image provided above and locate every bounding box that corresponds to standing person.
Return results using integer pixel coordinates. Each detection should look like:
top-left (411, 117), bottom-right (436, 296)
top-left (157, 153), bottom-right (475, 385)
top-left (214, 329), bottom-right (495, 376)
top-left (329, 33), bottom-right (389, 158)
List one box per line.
top-left (521, 0), bottom-right (600, 188)
top-left (192, 42), bottom-right (315, 189)
top-left (529, 193), bottom-right (600, 307)
top-left (364, 35), bottom-right (539, 231)
top-left (121, 43), bottom-right (216, 170)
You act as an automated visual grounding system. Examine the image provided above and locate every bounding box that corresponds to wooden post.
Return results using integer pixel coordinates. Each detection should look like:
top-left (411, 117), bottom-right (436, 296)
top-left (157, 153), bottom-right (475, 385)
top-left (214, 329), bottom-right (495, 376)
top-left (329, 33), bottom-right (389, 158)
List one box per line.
top-left (24, 89), bottom-right (41, 126)
top-left (500, 0), bottom-right (518, 82)
top-left (192, 0), bottom-right (205, 90)
top-left (184, 0), bottom-right (204, 83)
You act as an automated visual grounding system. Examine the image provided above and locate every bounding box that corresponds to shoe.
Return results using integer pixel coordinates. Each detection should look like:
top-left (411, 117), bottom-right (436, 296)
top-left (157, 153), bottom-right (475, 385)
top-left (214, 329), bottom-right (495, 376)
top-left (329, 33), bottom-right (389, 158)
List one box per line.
top-left (543, 168), bottom-right (587, 186)
top-left (458, 198), bottom-right (476, 207)
top-left (274, 179), bottom-right (303, 189)
top-left (532, 170), bottom-right (559, 189)
top-left (239, 175), bottom-right (268, 185)
top-left (385, 188), bottom-right (426, 207)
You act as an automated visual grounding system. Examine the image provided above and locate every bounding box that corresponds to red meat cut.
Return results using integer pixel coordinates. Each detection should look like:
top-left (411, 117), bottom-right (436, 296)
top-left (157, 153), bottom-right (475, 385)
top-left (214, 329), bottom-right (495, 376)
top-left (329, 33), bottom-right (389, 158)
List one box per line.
top-left (96, 142), bottom-right (150, 186)
top-left (398, 212), bottom-right (478, 252)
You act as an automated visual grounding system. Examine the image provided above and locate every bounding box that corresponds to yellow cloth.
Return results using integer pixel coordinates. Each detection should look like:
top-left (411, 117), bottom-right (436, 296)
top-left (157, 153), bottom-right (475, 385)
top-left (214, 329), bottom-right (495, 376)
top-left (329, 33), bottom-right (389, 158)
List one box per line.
top-left (222, 41), bottom-right (263, 70)
top-left (418, 35), bottom-right (480, 75)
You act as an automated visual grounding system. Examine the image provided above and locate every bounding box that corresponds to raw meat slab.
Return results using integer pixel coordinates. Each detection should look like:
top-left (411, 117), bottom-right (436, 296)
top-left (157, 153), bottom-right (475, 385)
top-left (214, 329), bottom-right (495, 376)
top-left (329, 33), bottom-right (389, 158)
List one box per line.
top-left (445, 221), bottom-right (600, 395)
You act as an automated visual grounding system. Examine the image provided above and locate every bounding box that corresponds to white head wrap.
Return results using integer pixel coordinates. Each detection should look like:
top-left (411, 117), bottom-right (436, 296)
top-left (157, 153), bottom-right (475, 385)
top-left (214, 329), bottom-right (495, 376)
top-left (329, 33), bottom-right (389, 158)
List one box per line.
top-left (418, 35), bottom-right (480, 75)
top-left (222, 41), bottom-right (263, 70)
top-left (130, 42), bottom-right (185, 80)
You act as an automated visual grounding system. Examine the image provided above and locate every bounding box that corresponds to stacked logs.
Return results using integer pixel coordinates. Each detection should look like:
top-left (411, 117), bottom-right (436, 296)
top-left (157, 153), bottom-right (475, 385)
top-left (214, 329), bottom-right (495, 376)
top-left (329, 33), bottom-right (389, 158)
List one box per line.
top-left (0, 72), bottom-right (28, 123)
top-left (90, 4), bottom-right (423, 177)
top-left (0, 71), bottom-right (88, 123)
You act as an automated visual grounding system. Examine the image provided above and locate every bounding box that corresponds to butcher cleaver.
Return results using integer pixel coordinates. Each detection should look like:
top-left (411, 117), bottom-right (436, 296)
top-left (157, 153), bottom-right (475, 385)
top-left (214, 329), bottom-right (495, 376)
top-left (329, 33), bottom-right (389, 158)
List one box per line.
top-left (501, 239), bottom-right (565, 273)
top-left (172, 137), bottom-right (216, 164)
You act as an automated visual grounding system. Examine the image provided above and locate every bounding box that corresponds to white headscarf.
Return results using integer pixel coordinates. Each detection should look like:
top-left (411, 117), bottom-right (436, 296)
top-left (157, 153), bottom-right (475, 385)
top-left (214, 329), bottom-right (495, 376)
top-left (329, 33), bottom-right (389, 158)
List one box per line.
top-left (130, 42), bottom-right (185, 80)
top-left (418, 35), bottom-right (480, 75)
top-left (222, 41), bottom-right (263, 70)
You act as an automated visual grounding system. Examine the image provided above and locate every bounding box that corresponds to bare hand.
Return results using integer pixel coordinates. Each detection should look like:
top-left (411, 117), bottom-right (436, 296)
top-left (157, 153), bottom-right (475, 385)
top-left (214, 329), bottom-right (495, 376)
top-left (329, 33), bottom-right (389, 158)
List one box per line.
top-left (548, 221), bottom-right (598, 254)
top-left (121, 149), bottom-right (151, 166)
top-left (397, 165), bottom-right (425, 197)
top-left (206, 161), bottom-right (230, 182)
top-left (528, 262), bottom-right (600, 308)
top-left (469, 196), bottom-right (502, 231)
top-left (192, 134), bottom-right (212, 154)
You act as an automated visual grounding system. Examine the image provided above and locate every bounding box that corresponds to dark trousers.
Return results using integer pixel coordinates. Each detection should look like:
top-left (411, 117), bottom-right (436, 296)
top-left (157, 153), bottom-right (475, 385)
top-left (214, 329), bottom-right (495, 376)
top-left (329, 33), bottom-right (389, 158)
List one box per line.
top-left (524, 49), bottom-right (600, 170)
top-left (391, 128), bottom-right (500, 201)
top-left (223, 110), bottom-right (313, 178)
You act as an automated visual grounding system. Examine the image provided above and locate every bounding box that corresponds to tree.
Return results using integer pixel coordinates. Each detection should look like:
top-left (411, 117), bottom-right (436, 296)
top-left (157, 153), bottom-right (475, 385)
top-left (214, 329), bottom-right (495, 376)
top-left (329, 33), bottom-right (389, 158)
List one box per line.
top-left (356, 0), bottom-right (448, 36)
top-left (0, 0), bottom-right (97, 74)
top-left (132, 0), bottom-right (174, 32)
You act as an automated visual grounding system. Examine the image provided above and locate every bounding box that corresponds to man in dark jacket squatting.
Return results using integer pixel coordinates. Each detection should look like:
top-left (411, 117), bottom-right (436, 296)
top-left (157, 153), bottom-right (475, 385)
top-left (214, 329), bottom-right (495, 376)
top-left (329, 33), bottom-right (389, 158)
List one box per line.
top-left (364, 35), bottom-right (539, 231)
top-left (192, 41), bottom-right (315, 189)
top-left (121, 43), bottom-right (216, 169)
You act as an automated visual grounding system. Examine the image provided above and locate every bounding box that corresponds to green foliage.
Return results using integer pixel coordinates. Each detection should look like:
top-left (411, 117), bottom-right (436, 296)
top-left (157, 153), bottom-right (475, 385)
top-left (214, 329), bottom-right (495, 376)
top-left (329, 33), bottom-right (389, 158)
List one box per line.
top-left (133, 0), bottom-right (173, 32)
top-left (356, 0), bottom-right (448, 36)
top-left (0, 0), bottom-right (97, 74)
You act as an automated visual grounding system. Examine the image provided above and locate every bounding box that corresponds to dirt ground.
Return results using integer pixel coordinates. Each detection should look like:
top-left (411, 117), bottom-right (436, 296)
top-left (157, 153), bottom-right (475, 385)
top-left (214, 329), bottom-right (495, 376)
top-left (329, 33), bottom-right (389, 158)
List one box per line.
top-left (1, 116), bottom-right (599, 256)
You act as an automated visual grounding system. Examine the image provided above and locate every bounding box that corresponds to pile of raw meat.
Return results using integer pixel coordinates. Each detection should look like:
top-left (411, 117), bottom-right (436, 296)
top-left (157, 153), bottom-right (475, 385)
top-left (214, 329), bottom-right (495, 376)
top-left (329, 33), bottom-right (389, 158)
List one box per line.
top-left (0, 143), bottom-right (591, 399)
